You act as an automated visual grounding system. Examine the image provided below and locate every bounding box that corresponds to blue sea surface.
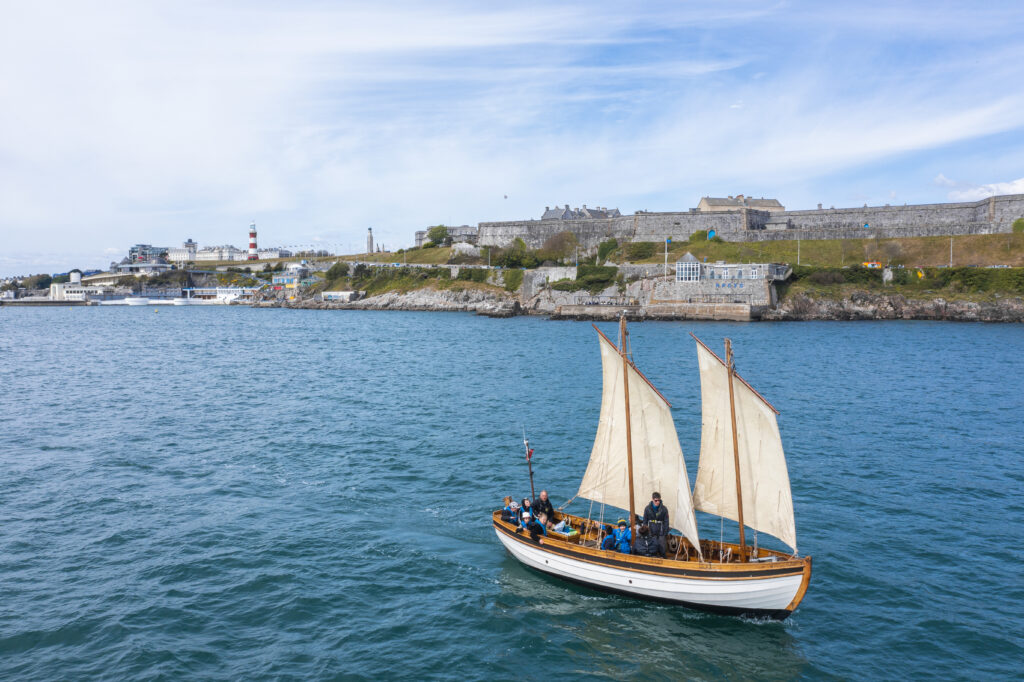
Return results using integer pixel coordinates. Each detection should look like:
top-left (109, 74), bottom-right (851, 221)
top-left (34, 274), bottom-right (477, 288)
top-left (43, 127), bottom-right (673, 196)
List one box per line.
top-left (1, 307), bottom-right (1022, 680)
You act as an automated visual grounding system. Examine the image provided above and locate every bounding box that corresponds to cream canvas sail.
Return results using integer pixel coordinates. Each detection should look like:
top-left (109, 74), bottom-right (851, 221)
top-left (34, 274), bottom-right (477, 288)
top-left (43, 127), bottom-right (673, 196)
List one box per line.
top-left (691, 342), bottom-right (797, 553)
top-left (577, 333), bottom-right (702, 554)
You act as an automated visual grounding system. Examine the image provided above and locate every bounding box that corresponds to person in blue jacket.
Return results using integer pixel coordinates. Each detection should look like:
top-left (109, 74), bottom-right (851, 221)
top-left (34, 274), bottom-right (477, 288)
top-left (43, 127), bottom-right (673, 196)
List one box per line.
top-left (520, 512), bottom-right (546, 542)
top-left (501, 499), bottom-right (521, 526)
top-left (599, 526), bottom-right (616, 551)
top-left (613, 519), bottom-right (632, 554)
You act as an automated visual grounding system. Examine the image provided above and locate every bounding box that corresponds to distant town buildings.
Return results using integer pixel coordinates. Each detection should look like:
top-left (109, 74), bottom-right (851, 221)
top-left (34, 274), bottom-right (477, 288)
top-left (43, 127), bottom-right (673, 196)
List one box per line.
top-left (696, 195), bottom-right (785, 213)
top-left (196, 245), bottom-right (246, 261)
top-left (128, 244), bottom-right (169, 261)
top-left (167, 239), bottom-right (198, 263)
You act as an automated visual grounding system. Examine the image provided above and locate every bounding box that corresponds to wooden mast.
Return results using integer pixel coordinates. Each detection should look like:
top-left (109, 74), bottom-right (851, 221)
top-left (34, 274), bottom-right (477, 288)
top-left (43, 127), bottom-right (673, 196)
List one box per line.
top-left (619, 314), bottom-right (638, 550)
top-left (725, 338), bottom-right (747, 563)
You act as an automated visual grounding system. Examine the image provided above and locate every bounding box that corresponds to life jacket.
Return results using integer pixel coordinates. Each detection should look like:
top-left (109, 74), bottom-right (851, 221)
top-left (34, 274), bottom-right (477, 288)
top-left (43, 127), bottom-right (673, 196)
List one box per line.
top-left (613, 527), bottom-right (632, 554)
top-left (645, 503), bottom-right (669, 535)
top-left (503, 506), bottom-right (520, 526)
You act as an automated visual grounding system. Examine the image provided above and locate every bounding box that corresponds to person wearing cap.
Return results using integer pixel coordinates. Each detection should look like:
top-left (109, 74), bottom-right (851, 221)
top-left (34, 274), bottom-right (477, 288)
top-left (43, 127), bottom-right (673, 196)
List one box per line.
top-left (519, 511), bottom-right (546, 542)
top-left (501, 498), bottom-right (521, 525)
top-left (612, 519), bottom-right (632, 554)
top-left (642, 492), bottom-right (670, 557)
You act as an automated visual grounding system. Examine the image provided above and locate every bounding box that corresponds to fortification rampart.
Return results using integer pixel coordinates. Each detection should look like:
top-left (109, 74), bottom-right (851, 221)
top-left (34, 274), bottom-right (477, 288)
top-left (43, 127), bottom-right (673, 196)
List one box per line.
top-left (460, 194), bottom-right (1024, 249)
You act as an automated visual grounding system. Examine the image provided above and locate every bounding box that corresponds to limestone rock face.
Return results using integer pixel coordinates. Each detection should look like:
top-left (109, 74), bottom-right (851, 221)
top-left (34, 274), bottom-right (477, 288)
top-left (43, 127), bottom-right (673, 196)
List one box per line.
top-left (763, 292), bottom-right (1024, 322)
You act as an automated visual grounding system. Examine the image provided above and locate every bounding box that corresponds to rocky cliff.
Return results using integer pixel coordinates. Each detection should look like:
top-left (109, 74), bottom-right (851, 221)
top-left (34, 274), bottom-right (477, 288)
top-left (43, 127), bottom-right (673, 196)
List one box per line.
top-left (255, 286), bottom-right (521, 317)
top-left (765, 291), bottom-right (1024, 322)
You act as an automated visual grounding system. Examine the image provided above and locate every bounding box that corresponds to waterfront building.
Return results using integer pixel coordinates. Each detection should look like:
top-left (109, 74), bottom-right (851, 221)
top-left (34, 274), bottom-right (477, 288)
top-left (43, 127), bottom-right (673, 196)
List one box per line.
top-left (697, 195), bottom-right (785, 213)
top-left (196, 245), bottom-right (246, 261)
top-left (674, 253), bottom-right (790, 282)
top-left (113, 258), bottom-right (174, 275)
top-left (128, 244), bottom-right (170, 261)
top-left (272, 262), bottom-right (310, 289)
top-left (257, 248), bottom-right (292, 260)
top-left (167, 239), bottom-right (198, 263)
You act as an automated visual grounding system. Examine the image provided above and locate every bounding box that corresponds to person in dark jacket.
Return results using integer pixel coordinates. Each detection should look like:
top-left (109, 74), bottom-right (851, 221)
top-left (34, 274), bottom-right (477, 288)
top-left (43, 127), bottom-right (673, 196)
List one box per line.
top-left (635, 525), bottom-right (661, 557)
top-left (599, 526), bottom-right (616, 551)
top-left (518, 511), bottom-right (546, 542)
top-left (533, 490), bottom-right (555, 523)
top-left (642, 492), bottom-right (669, 557)
top-left (501, 499), bottom-right (521, 525)
top-left (520, 498), bottom-right (533, 520)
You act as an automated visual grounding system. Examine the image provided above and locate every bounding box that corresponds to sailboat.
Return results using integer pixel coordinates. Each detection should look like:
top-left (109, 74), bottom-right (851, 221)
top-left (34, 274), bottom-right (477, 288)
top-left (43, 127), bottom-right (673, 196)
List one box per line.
top-left (492, 316), bottom-right (812, 620)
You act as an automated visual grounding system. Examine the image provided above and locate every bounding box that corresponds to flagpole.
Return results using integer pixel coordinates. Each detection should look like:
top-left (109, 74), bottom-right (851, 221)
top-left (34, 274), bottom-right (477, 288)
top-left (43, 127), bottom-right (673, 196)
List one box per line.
top-left (523, 427), bottom-right (536, 503)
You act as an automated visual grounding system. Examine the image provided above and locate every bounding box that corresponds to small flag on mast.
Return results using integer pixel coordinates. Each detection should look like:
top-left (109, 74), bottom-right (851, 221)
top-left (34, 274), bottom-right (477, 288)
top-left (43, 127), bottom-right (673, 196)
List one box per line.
top-left (527, 448), bottom-right (534, 461)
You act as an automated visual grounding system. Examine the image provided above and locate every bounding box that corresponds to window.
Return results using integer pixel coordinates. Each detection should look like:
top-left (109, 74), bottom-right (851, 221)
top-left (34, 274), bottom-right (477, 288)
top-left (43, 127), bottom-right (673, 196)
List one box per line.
top-left (675, 261), bottom-right (700, 282)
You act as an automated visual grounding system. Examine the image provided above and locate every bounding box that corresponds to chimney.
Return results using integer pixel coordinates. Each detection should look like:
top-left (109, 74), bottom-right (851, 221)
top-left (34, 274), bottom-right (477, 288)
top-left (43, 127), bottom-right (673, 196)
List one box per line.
top-left (817, 203), bottom-right (822, 210)
top-left (545, 206), bottom-right (549, 211)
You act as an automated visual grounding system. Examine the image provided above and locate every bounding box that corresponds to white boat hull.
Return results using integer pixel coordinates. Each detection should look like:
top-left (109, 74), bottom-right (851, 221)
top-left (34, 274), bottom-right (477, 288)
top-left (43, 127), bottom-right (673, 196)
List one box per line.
top-left (495, 524), bottom-right (807, 619)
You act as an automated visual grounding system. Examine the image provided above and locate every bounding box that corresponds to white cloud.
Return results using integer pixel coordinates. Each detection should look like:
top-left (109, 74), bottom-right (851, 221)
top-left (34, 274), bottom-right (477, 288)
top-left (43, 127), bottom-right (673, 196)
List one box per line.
top-left (947, 177), bottom-right (1024, 201)
top-left (2, 1), bottom-right (1024, 275)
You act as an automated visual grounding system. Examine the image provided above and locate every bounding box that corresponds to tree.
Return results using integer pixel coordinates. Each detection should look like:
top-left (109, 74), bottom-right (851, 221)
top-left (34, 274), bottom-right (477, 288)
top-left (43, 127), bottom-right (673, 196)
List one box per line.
top-left (597, 238), bottom-right (618, 263)
top-left (537, 231), bottom-right (579, 263)
top-left (22, 273), bottom-right (52, 290)
top-left (326, 262), bottom-right (350, 280)
top-left (427, 225), bottom-right (449, 246)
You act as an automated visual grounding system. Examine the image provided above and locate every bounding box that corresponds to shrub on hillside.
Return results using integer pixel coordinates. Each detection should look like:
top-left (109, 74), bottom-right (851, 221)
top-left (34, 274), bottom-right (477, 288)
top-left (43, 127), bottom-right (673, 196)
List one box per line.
top-left (808, 270), bottom-right (845, 285)
top-left (597, 238), bottom-right (618, 263)
top-left (624, 242), bottom-right (657, 260)
top-left (537, 231), bottom-right (579, 263)
top-left (326, 262), bottom-right (349, 280)
top-left (690, 230), bottom-right (708, 241)
top-left (503, 269), bottom-right (524, 292)
top-left (1013, 218), bottom-right (1024, 234)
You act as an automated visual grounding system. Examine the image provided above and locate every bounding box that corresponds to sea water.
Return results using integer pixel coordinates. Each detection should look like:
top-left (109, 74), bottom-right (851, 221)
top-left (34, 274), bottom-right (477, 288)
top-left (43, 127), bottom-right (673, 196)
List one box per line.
top-left (1, 307), bottom-right (1021, 680)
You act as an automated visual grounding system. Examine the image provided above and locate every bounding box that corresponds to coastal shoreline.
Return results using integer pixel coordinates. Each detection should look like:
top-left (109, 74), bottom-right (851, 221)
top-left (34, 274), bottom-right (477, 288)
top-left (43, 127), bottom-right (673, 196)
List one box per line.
top-left (249, 286), bottom-right (1024, 322)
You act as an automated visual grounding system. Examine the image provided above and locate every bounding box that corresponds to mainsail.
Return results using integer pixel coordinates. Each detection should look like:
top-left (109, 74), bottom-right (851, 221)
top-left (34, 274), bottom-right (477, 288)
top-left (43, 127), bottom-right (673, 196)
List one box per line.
top-left (691, 340), bottom-right (797, 553)
top-left (577, 332), bottom-right (702, 554)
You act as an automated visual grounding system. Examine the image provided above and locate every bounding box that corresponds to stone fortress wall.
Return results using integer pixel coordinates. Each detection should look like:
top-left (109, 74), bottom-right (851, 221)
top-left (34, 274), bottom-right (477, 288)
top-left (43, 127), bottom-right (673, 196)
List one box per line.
top-left (464, 194), bottom-right (1024, 249)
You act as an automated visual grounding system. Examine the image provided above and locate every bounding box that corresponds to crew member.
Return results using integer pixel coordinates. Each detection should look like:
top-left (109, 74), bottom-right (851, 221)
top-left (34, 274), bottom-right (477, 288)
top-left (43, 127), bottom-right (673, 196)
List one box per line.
top-left (642, 492), bottom-right (670, 557)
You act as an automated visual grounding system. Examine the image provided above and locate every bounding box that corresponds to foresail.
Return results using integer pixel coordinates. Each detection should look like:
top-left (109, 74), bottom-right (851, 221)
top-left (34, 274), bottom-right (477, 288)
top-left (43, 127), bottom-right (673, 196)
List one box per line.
top-left (692, 342), bottom-right (797, 553)
top-left (577, 332), bottom-right (702, 555)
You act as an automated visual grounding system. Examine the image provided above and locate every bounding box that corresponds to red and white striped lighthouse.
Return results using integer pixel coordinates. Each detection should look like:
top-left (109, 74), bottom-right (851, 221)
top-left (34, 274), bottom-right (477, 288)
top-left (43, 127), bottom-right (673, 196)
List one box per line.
top-left (248, 221), bottom-right (258, 260)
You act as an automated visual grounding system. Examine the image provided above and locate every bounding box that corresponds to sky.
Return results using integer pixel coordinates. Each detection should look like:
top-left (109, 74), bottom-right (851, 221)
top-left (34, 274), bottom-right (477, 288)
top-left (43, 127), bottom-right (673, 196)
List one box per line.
top-left (2, 0), bottom-right (1023, 276)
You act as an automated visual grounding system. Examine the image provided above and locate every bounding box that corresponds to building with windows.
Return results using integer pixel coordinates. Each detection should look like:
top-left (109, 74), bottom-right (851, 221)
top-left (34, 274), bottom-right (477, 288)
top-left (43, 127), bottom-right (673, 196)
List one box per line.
top-left (128, 244), bottom-right (170, 261)
top-left (196, 245), bottom-right (246, 261)
top-left (674, 254), bottom-right (789, 283)
top-left (696, 195), bottom-right (785, 213)
top-left (167, 239), bottom-right (198, 263)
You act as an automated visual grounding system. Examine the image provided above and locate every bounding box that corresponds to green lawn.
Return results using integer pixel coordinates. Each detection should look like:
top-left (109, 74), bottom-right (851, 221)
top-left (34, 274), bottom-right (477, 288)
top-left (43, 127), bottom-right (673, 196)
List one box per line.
top-left (614, 233), bottom-right (1024, 268)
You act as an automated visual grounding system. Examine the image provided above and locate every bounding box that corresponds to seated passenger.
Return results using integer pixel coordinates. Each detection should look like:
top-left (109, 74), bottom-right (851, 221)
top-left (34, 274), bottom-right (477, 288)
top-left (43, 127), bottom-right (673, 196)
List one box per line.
top-left (520, 498), bottom-right (533, 519)
top-left (520, 512), bottom-right (546, 542)
top-left (533, 490), bottom-right (555, 521)
top-left (501, 499), bottom-right (521, 524)
top-left (635, 524), bottom-right (661, 557)
top-left (613, 519), bottom-right (632, 554)
top-left (600, 526), bottom-right (616, 551)
top-left (535, 513), bottom-right (550, 535)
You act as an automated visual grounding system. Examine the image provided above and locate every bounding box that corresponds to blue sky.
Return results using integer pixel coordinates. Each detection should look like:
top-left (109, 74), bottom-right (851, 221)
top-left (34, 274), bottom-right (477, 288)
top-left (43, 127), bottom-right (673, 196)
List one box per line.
top-left (2, 0), bottom-right (1023, 275)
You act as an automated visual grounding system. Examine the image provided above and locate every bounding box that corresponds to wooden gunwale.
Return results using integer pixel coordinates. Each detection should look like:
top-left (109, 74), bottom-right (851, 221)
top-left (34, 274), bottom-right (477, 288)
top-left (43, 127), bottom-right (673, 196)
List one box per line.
top-left (493, 511), bottom-right (807, 581)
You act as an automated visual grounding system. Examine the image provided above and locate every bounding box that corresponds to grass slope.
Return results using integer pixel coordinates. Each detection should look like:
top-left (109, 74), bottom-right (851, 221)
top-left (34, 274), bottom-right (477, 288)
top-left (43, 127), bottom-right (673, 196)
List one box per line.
top-left (615, 233), bottom-right (1024, 268)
